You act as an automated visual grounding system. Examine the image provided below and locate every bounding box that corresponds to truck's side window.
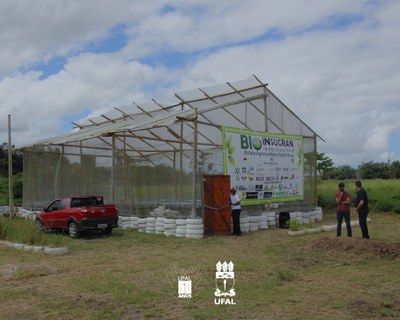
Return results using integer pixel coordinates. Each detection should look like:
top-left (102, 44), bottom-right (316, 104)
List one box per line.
top-left (71, 198), bottom-right (100, 207)
top-left (48, 200), bottom-right (61, 211)
top-left (59, 199), bottom-right (67, 210)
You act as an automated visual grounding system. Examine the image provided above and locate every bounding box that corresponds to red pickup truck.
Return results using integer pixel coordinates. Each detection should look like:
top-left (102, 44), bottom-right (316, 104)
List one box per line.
top-left (35, 196), bottom-right (118, 238)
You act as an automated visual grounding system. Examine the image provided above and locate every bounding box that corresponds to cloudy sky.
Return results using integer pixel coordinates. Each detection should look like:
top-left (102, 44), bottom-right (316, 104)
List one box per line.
top-left (1, 0), bottom-right (399, 166)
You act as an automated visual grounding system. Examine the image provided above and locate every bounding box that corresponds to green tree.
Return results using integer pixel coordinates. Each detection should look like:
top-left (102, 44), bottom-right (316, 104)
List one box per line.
top-left (317, 152), bottom-right (334, 177)
top-left (335, 165), bottom-right (357, 180)
top-left (357, 161), bottom-right (389, 179)
top-left (0, 143), bottom-right (23, 176)
top-left (388, 160), bottom-right (400, 179)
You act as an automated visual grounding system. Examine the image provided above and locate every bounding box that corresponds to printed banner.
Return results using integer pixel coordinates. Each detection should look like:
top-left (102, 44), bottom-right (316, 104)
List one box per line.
top-left (222, 127), bottom-right (304, 205)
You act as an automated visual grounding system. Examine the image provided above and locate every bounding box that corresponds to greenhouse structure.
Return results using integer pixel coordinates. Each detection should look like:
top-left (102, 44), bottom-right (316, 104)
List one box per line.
top-left (22, 75), bottom-right (321, 221)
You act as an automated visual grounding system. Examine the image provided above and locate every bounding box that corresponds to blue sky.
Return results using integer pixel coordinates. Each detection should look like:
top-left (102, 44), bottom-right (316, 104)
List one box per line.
top-left (0, 0), bottom-right (399, 167)
top-left (28, 56), bottom-right (68, 80)
top-left (389, 132), bottom-right (400, 161)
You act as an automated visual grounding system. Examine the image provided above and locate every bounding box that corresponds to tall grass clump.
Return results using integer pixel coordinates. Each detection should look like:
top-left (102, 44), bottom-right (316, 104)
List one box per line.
top-left (0, 218), bottom-right (7, 239)
top-left (0, 217), bottom-right (69, 247)
top-left (317, 179), bottom-right (400, 213)
top-left (22, 222), bottom-right (45, 245)
top-left (0, 217), bottom-right (44, 245)
top-left (289, 219), bottom-right (302, 231)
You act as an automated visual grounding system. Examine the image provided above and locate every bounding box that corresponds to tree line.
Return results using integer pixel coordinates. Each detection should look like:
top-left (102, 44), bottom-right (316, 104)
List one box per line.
top-left (2, 146), bottom-right (400, 181)
top-left (317, 152), bottom-right (400, 180)
top-left (0, 143), bottom-right (23, 203)
top-left (0, 143), bottom-right (23, 176)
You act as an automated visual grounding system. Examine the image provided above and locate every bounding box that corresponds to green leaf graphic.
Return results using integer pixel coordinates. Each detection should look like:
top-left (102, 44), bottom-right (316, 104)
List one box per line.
top-left (228, 155), bottom-right (236, 166)
top-left (297, 144), bottom-right (304, 168)
top-left (228, 145), bottom-right (235, 155)
top-left (227, 135), bottom-right (232, 148)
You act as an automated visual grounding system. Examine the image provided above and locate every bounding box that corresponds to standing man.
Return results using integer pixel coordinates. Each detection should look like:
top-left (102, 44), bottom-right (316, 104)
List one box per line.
top-left (354, 180), bottom-right (370, 239)
top-left (230, 188), bottom-right (241, 237)
top-left (336, 182), bottom-right (352, 237)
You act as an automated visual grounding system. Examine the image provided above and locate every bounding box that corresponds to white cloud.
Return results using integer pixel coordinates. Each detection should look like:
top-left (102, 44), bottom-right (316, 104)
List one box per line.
top-left (0, 0), bottom-right (166, 74)
top-left (0, 0), bottom-right (399, 168)
top-left (364, 125), bottom-right (393, 151)
top-left (174, 1), bottom-right (400, 166)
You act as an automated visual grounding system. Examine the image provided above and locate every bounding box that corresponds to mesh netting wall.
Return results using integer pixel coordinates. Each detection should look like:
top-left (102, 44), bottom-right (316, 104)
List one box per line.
top-left (114, 147), bottom-right (224, 217)
top-left (23, 139), bottom-right (316, 215)
top-left (23, 144), bottom-right (114, 210)
top-left (23, 147), bottom-right (63, 209)
top-left (22, 143), bottom-right (226, 217)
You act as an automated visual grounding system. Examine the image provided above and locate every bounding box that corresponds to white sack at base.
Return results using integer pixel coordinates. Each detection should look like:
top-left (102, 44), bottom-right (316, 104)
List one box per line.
top-left (0, 206), bottom-right (36, 220)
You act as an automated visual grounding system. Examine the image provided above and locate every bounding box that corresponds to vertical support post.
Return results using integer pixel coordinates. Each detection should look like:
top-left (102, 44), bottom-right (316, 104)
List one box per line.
top-left (313, 133), bottom-right (318, 206)
top-left (173, 150), bottom-right (177, 200)
top-left (8, 114), bottom-right (14, 218)
top-left (111, 134), bottom-right (116, 203)
top-left (179, 119), bottom-right (184, 202)
top-left (60, 145), bottom-right (64, 196)
top-left (79, 141), bottom-right (83, 195)
top-left (191, 109), bottom-right (198, 217)
top-left (123, 136), bottom-right (128, 202)
top-left (132, 157), bottom-right (139, 216)
top-left (245, 102), bottom-right (248, 128)
top-left (263, 86), bottom-right (268, 132)
top-left (22, 148), bottom-right (27, 208)
top-left (54, 148), bottom-right (61, 198)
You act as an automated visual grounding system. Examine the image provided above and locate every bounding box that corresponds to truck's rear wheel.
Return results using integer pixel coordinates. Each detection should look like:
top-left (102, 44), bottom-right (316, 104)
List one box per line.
top-left (68, 222), bottom-right (79, 239)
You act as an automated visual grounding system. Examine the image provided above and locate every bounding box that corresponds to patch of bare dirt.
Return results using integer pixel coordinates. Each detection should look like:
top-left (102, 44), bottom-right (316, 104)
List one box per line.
top-left (121, 307), bottom-right (144, 320)
top-left (0, 263), bottom-right (60, 280)
top-left (0, 264), bottom-right (18, 279)
top-left (349, 299), bottom-right (376, 316)
top-left (309, 237), bottom-right (400, 259)
top-left (348, 298), bottom-right (400, 318)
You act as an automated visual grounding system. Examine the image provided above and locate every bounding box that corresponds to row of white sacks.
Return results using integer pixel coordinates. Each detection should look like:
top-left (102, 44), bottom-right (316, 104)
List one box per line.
top-left (240, 207), bottom-right (323, 232)
top-left (119, 216), bottom-right (204, 239)
top-left (118, 207), bottom-right (323, 237)
top-left (289, 207), bottom-right (324, 224)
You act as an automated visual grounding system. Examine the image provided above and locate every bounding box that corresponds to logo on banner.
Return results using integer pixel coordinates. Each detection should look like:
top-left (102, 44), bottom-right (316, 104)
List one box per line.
top-left (240, 135), bottom-right (262, 150)
top-left (165, 263), bottom-right (202, 301)
top-left (178, 276), bottom-right (192, 299)
top-left (214, 261), bottom-right (237, 305)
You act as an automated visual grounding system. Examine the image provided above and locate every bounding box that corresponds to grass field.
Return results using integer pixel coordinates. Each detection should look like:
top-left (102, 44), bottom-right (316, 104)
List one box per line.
top-left (317, 179), bottom-right (400, 213)
top-left (1, 209), bottom-right (400, 320)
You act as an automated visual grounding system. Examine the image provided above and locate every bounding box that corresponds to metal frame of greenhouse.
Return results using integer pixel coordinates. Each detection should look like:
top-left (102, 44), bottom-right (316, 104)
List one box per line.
top-left (22, 75), bottom-right (322, 217)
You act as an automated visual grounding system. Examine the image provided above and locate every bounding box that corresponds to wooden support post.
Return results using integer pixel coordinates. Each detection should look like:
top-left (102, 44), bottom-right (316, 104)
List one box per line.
top-left (8, 114), bottom-right (14, 218)
top-left (79, 142), bottom-right (83, 195)
top-left (173, 150), bottom-right (177, 200)
top-left (263, 86), bottom-right (268, 132)
top-left (191, 109), bottom-right (198, 217)
top-left (60, 145), bottom-right (64, 196)
top-left (313, 133), bottom-right (318, 206)
top-left (124, 136), bottom-right (129, 202)
top-left (180, 119), bottom-right (184, 202)
top-left (112, 134), bottom-right (116, 203)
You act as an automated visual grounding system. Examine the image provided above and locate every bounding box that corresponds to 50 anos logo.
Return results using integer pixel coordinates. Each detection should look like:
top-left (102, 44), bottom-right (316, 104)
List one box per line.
top-left (214, 261), bottom-right (237, 305)
top-left (240, 135), bottom-right (262, 150)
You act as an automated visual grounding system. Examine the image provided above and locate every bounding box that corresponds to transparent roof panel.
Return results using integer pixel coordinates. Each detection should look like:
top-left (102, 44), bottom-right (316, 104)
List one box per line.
top-left (22, 75), bottom-right (320, 150)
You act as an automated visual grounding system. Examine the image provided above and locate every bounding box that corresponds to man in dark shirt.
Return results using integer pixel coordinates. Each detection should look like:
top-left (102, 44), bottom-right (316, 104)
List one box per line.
top-left (354, 180), bottom-right (370, 239)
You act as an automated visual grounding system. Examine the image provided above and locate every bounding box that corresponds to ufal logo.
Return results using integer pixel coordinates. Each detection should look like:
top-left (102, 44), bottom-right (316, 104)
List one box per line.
top-left (178, 275), bottom-right (192, 299)
top-left (214, 261), bottom-right (237, 305)
top-left (165, 263), bottom-right (202, 301)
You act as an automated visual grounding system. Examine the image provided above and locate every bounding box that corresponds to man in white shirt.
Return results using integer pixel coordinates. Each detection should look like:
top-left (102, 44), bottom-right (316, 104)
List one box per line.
top-left (230, 188), bottom-right (242, 236)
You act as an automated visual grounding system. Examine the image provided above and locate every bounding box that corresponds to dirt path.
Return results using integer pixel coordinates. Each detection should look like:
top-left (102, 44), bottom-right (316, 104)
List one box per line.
top-left (309, 236), bottom-right (400, 259)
